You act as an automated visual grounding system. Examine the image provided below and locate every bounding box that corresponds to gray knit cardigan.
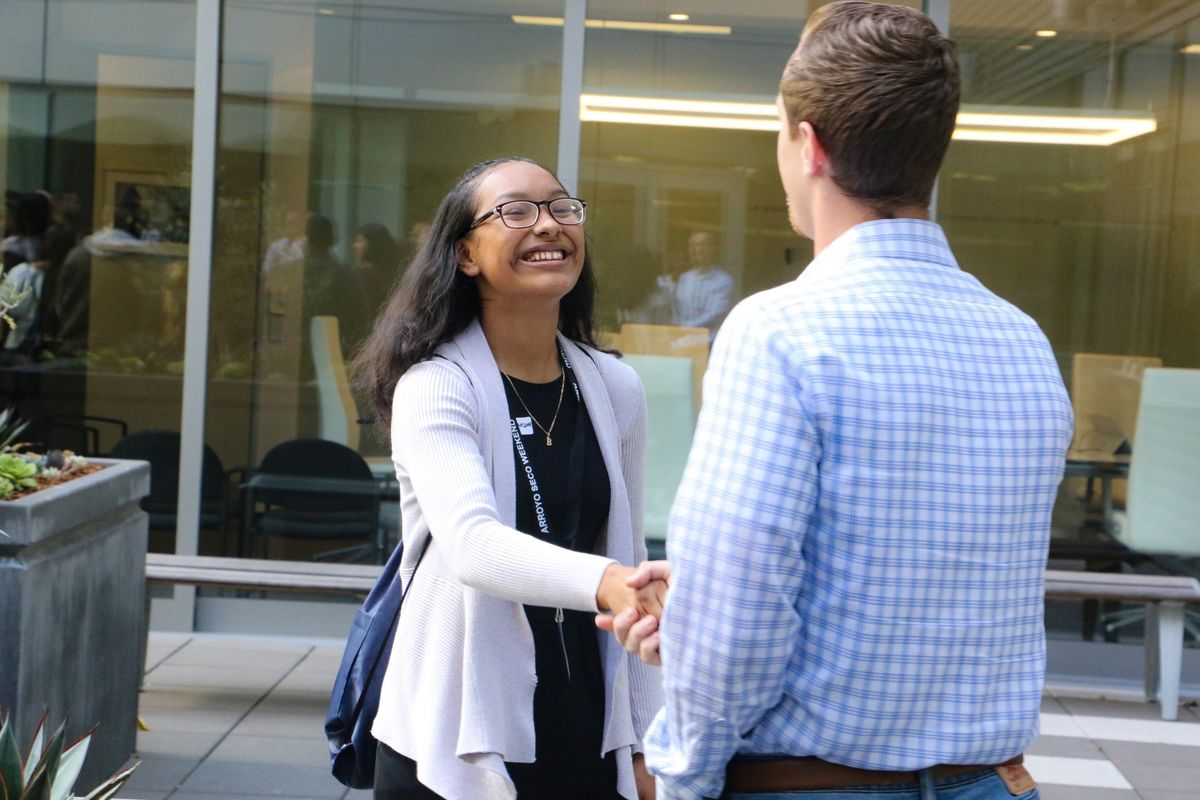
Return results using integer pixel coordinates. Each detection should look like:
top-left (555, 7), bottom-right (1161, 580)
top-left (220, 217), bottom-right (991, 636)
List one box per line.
top-left (373, 320), bottom-right (663, 800)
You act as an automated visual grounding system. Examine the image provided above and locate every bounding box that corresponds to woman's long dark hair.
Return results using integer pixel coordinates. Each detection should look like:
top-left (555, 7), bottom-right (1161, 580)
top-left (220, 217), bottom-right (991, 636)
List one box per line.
top-left (352, 157), bottom-right (604, 426)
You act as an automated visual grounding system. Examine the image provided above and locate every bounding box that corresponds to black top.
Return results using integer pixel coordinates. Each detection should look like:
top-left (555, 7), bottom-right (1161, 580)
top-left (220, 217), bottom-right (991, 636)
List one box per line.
top-left (502, 361), bottom-right (619, 800)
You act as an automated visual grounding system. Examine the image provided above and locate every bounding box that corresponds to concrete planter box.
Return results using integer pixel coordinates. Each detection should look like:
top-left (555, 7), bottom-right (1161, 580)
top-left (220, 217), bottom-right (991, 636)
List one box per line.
top-left (0, 458), bottom-right (150, 789)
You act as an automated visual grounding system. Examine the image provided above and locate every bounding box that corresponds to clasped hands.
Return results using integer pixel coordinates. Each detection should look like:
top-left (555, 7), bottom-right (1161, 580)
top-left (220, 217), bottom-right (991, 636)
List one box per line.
top-left (594, 560), bottom-right (670, 665)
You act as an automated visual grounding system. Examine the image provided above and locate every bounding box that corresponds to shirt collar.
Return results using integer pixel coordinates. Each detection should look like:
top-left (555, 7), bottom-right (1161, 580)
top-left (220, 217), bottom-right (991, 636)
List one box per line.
top-left (800, 218), bottom-right (958, 284)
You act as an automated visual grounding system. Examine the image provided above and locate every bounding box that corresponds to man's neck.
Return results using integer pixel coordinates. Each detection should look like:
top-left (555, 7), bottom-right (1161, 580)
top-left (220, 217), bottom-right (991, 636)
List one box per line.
top-left (811, 190), bottom-right (930, 256)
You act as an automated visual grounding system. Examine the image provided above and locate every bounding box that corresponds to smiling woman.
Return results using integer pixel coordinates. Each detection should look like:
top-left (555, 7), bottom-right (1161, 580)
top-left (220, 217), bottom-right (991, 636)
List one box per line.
top-left (350, 157), bottom-right (665, 800)
top-left (354, 158), bottom-right (603, 401)
top-left (456, 163), bottom-right (589, 345)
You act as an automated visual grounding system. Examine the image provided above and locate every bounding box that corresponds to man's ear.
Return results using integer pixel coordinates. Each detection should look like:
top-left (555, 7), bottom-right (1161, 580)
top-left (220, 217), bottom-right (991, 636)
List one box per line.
top-left (798, 121), bottom-right (830, 179)
top-left (456, 241), bottom-right (480, 276)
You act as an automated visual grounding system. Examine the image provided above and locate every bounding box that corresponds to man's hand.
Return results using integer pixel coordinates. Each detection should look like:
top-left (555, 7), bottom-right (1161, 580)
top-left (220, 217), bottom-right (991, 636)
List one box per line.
top-left (597, 607), bottom-right (662, 665)
top-left (595, 561), bottom-right (670, 665)
top-left (628, 560), bottom-right (671, 588)
top-left (596, 563), bottom-right (669, 618)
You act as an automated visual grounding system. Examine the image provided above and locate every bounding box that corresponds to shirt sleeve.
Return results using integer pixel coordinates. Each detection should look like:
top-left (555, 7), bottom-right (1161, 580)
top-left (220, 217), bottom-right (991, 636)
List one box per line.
top-left (2, 264), bottom-right (36, 309)
top-left (644, 299), bottom-right (819, 800)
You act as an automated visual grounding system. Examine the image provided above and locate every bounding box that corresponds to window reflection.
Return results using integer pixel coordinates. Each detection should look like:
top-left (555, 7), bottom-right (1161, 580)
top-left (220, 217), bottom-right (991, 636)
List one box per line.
top-left (0, 0), bottom-right (196, 552)
top-left (579, 2), bottom-right (836, 552)
top-left (2, 0), bottom-right (1195, 585)
top-left (213, 1), bottom-right (561, 561)
top-left (945, 0), bottom-right (1199, 370)
top-left (947, 0), bottom-right (1200, 646)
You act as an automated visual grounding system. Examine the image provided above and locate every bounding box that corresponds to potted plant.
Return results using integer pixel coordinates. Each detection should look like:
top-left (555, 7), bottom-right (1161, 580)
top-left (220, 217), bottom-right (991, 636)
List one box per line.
top-left (0, 402), bottom-right (150, 790)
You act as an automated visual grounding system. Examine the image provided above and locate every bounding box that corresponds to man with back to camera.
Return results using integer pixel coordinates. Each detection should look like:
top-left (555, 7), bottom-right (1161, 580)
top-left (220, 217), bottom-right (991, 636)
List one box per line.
top-left (601, 3), bottom-right (1074, 799)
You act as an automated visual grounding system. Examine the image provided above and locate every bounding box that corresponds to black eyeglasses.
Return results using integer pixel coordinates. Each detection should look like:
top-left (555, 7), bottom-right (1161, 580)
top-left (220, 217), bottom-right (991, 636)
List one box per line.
top-left (469, 197), bottom-right (587, 230)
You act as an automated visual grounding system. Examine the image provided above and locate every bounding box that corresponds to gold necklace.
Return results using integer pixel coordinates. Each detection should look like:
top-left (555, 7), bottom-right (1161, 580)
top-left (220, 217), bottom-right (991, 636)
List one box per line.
top-left (504, 367), bottom-right (566, 446)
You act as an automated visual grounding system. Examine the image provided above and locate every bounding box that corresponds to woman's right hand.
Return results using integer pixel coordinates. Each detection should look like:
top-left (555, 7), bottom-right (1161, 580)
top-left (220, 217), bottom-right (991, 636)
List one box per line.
top-left (595, 561), bottom-right (671, 664)
top-left (596, 562), bottom-right (668, 618)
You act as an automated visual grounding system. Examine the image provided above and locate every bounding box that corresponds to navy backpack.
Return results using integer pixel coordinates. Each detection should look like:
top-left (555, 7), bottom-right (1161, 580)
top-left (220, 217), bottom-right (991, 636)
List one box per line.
top-left (325, 535), bottom-right (430, 789)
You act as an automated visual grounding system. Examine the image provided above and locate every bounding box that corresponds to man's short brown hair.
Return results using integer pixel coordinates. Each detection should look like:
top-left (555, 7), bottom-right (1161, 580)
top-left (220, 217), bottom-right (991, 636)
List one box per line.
top-left (780, 1), bottom-right (960, 214)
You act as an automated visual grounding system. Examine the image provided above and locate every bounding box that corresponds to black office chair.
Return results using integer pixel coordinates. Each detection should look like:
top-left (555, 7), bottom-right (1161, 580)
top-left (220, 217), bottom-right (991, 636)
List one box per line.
top-left (45, 414), bottom-right (128, 456)
top-left (109, 429), bottom-right (230, 554)
top-left (242, 437), bottom-right (381, 563)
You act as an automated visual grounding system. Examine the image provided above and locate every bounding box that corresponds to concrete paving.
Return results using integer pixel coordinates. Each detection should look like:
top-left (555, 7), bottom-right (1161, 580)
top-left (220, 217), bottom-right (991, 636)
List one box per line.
top-left (114, 632), bottom-right (1200, 799)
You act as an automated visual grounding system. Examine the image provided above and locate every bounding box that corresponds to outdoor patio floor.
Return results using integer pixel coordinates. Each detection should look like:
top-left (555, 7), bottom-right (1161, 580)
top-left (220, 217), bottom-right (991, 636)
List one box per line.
top-left (117, 632), bottom-right (1200, 800)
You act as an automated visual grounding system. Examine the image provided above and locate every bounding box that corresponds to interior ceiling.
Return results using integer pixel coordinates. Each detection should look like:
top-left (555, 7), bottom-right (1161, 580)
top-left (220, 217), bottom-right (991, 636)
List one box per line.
top-left (952, 0), bottom-right (1199, 104)
top-left (231, 0), bottom-right (1199, 105)
top-left (953, 0), bottom-right (1193, 35)
top-left (228, 0), bottom-right (1195, 38)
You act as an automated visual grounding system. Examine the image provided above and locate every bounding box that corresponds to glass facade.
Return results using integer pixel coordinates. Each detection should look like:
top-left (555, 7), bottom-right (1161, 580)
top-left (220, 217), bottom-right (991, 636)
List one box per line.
top-left (210, 1), bottom-right (562, 563)
top-left (939, 1), bottom-right (1200, 651)
top-left (943, 0), bottom-right (1200, 368)
top-left (0, 0), bottom-right (196, 552)
top-left (1, 1), bottom-right (1197, 668)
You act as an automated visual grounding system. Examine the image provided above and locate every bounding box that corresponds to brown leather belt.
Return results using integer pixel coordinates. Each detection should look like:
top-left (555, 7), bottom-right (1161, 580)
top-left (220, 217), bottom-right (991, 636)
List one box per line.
top-left (724, 754), bottom-right (1024, 793)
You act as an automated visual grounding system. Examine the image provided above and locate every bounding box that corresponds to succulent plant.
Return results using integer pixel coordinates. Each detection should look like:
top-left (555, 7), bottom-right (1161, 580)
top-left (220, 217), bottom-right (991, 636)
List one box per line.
top-left (0, 407), bottom-right (97, 500)
top-left (0, 711), bottom-right (139, 800)
top-left (0, 453), bottom-right (37, 500)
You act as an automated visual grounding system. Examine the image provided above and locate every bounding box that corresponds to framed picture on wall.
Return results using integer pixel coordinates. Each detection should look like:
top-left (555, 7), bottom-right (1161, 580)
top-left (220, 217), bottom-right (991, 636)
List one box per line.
top-left (100, 170), bottom-right (191, 253)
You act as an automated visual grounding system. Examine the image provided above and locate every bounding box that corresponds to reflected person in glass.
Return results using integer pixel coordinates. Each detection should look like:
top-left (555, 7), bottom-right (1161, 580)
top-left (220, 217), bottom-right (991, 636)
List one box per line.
top-left (302, 212), bottom-right (368, 357)
top-left (352, 222), bottom-right (402, 314)
top-left (353, 157), bottom-right (666, 800)
top-left (671, 231), bottom-right (734, 341)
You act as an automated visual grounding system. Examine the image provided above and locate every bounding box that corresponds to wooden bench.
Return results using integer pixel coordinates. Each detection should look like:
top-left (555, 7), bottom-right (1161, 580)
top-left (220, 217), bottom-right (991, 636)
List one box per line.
top-left (1045, 568), bottom-right (1200, 720)
top-left (144, 556), bottom-right (1197, 720)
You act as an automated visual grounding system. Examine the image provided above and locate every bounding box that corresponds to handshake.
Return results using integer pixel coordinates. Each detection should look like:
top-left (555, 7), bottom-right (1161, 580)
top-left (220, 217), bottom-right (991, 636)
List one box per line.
top-left (594, 560), bottom-right (671, 665)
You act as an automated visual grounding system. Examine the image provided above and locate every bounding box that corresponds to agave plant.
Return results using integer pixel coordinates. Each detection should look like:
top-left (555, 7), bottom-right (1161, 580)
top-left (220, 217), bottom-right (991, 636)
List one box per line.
top-left (0, 408), bottom-right (29, 453)
top-left (0, 712), bottom-right (139, 800)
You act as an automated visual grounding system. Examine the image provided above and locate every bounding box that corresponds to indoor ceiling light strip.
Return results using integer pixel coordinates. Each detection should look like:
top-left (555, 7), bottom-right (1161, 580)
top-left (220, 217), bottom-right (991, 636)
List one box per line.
top-left (956, 108), bottom-right (1157, 145)
top-left (956, 111), bottom-right (1156, 132)
top-left (581, 93), bottom-right (777, 117)
top-left (580, 108), bottom-right (780, 131)
top-left (578, 94), bottom-right (1157, 145)
top-left (512, 15), bottom-right (731, 35)
top-left (952, 129), bottom-right (1139, 146)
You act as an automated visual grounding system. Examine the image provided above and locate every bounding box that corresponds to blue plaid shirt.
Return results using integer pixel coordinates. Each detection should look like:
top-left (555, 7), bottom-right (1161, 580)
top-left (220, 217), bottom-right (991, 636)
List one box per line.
top-left (644, 219), bottom-right (1073, 800)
